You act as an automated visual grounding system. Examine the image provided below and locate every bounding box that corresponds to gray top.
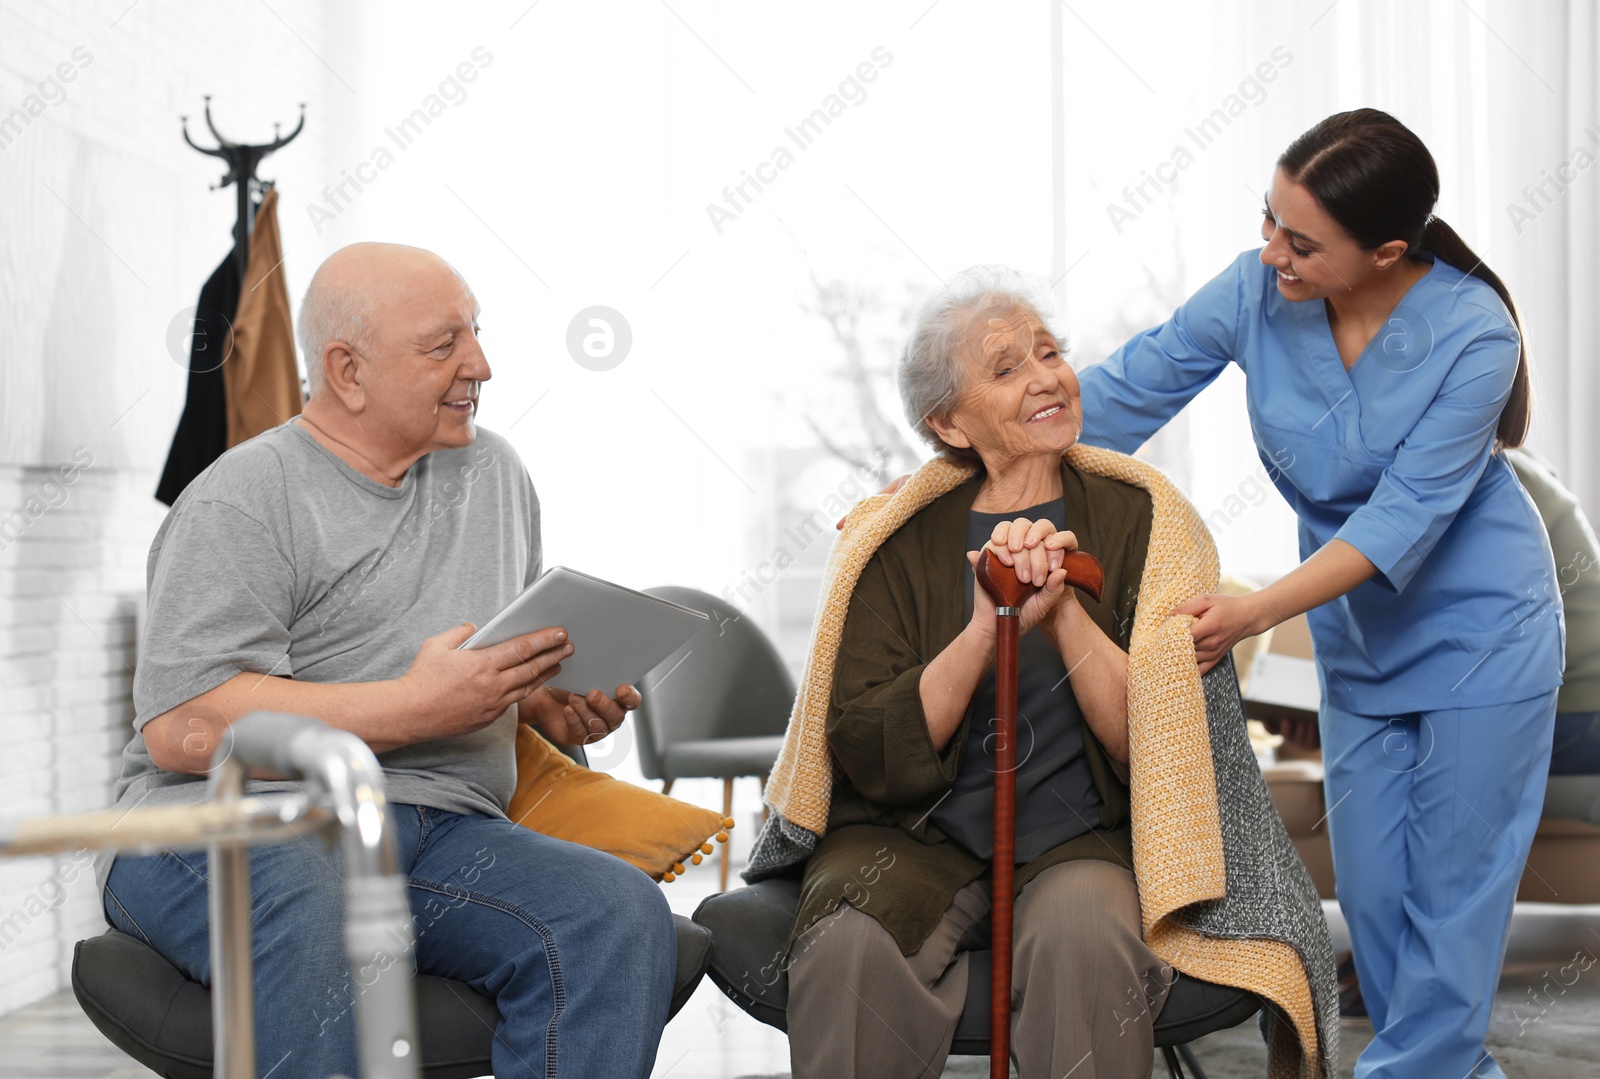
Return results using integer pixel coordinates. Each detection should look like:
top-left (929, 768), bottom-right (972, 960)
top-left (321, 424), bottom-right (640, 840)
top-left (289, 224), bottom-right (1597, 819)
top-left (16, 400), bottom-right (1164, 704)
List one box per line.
top-left (97, 421), bottom-right (540, 893)
top-left (929, 499), bottom-right (1101, 862)
top-left (1507, 448), bottom-right (1600, 714)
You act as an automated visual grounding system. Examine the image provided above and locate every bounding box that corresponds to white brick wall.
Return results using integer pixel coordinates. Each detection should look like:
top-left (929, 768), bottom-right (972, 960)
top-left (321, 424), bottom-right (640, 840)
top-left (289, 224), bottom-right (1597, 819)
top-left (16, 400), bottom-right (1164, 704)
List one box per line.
top-left (0, 464), bottom-right (155, 1014)
top-left (0, 0), bottom-right (337, 1015)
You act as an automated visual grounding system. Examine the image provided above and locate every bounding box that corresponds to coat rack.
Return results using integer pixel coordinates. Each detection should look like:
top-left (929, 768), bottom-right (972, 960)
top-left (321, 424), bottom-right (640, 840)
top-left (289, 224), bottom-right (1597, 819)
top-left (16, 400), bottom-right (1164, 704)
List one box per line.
top-left (182, 97), bottom-right (305, 279)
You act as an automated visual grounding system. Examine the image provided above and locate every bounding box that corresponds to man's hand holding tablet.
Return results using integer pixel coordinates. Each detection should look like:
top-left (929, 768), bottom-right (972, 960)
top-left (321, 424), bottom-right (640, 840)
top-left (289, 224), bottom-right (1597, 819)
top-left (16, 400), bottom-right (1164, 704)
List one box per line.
top-left (397, 622), bottom-right (639, 747)
top-left (397, 623), bottom-right (574, 737)
top-left (446, 566), bottom-right (710, 747)
top-left (523, 679), bottom-right (642, 746)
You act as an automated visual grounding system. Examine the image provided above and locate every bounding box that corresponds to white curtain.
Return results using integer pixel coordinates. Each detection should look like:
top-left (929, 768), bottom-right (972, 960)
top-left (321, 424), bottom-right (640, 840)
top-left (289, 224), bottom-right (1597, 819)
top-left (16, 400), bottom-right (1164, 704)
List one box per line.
top-left (1054, 0), bottom-right (1600, 532)
top-left (1482, 0), bottom-right (1600, 518)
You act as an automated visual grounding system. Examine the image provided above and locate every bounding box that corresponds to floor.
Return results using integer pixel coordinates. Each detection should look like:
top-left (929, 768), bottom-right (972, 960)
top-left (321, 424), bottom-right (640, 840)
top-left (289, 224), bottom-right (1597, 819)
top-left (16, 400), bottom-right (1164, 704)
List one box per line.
top-left (2, 857), bottom-right (1597, 1078)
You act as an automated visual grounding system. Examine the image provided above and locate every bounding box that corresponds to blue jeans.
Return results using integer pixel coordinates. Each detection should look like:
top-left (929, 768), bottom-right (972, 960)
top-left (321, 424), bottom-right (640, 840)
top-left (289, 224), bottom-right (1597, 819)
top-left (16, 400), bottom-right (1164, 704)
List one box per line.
top-left (103, 804), bottom-right (676, 1078)
top-left (1322, 690), bottom-right (1556, 1079)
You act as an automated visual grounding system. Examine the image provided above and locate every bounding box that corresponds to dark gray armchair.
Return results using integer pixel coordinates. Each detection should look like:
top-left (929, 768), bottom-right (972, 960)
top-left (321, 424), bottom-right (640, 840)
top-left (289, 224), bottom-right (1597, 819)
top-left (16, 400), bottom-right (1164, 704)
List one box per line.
top-left (72, 919), bottom-right (710, 1079)
top-left (693, 878), bottom-right (1267, 1079)
top-left (71, 740), bottom-right (711, 1079)
top-left (634, 586), bottom-right (796, 891)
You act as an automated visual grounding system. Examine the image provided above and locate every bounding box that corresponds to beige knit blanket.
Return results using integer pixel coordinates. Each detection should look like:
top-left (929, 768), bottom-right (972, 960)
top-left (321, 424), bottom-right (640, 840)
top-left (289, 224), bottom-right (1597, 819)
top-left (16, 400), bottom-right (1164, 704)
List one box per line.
top-left (764, 443), bottom-right (1323, 1077)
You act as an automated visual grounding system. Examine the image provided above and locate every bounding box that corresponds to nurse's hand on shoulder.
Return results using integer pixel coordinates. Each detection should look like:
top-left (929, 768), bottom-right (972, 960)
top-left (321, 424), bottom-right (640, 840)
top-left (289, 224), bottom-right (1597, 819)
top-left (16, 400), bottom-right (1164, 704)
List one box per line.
top-left (1172, 592), bottom-right (1273, 675)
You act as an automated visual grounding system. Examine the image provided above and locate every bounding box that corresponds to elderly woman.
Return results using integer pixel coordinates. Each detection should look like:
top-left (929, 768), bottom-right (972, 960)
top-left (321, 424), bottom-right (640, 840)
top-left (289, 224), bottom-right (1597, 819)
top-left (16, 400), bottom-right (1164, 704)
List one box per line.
top-left (783, 268), bottom-right (1170, 1079)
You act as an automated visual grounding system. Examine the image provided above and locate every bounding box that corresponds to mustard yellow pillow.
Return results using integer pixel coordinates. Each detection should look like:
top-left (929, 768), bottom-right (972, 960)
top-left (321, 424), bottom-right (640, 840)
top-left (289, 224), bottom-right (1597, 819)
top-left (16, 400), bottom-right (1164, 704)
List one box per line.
top-left (507, 724), bottom-right (732, 883)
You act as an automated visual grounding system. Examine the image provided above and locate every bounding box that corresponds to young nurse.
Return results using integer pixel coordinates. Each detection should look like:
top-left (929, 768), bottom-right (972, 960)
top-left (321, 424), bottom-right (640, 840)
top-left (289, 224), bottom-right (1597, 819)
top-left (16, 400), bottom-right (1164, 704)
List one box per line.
top-left (1075, 108), bottom-right (1565, 1078)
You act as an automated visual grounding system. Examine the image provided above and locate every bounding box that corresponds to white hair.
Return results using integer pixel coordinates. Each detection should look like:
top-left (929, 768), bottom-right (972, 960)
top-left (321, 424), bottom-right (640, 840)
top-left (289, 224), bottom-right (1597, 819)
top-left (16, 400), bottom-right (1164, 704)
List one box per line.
top-left (296, 266), bottom-right (373, 399)
top-left (897, 266), bottom-right (1065, 462)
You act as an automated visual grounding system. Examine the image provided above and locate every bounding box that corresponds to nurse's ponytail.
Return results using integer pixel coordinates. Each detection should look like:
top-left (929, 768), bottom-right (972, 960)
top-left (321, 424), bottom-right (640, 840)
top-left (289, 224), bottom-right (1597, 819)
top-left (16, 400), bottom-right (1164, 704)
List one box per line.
top-left (1280, 109), bottom-right (1531, 448)
top-left (1419, 215), bottom-right (1531, 446)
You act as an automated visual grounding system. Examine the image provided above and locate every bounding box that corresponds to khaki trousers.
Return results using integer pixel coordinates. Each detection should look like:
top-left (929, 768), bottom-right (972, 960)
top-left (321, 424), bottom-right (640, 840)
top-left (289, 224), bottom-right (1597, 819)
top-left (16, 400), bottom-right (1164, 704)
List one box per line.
top-left (788, 859), bottom-right (1172, 1079)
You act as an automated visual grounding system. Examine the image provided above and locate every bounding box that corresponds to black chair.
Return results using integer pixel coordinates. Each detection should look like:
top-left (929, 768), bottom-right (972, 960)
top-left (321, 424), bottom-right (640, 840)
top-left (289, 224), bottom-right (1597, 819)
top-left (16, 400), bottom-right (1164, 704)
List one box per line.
top-left (692, 878), bottom-right (1263, 1079)
top-left (73, 918), bottom-right (711, 1079)
top-left (71, 741), bottom-right (712, 1079)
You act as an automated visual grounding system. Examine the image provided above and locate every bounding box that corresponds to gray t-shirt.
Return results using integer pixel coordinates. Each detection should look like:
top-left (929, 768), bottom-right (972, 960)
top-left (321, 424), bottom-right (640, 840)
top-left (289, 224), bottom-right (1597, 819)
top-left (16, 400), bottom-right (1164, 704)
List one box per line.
top-left (97, 420), bottom-right (540, 893)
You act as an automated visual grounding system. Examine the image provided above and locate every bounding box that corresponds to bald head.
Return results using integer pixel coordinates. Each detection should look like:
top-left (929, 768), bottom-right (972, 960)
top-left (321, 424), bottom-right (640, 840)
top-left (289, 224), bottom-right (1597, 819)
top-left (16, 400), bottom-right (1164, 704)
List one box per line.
top-left (297, 243), bottom-right (469, 398)
top-left (294, 242), bottom-right (489, 477)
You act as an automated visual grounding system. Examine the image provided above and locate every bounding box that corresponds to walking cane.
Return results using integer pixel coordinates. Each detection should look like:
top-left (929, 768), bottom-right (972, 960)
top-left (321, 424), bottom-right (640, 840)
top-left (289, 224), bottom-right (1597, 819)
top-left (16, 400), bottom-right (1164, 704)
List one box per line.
top-left (975, 547), bottom-right (1103, 1079)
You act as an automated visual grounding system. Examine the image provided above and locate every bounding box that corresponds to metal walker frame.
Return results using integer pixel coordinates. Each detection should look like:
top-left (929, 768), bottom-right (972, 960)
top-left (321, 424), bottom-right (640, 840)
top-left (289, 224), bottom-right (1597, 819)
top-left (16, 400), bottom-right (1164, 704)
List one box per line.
top-left (1, 712), bottom-right (420, 1079)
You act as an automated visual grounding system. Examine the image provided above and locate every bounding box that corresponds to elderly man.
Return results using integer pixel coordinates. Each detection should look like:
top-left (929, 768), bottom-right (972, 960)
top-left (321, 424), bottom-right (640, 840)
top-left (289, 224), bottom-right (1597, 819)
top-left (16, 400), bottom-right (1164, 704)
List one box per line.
top-left (95, 243), bottom-right (676, 1078)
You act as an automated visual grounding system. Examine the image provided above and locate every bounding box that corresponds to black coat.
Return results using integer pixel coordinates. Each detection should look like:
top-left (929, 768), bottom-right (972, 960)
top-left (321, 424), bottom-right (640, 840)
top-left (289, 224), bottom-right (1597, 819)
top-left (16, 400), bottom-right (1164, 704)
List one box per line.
top-left (156, 249), bottom-right (241, 506)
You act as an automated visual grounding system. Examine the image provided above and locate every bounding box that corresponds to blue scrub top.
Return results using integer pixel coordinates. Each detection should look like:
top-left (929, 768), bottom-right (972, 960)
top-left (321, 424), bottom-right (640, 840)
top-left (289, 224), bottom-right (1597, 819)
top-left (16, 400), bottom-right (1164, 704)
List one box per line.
top-left (1077, 248), bottom-right (1565, 713)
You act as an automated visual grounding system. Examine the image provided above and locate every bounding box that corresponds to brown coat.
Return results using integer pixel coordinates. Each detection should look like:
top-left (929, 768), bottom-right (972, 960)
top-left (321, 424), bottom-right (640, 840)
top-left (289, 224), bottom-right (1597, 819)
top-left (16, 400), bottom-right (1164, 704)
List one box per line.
top-left (225, 187), bottom-right (303, 446)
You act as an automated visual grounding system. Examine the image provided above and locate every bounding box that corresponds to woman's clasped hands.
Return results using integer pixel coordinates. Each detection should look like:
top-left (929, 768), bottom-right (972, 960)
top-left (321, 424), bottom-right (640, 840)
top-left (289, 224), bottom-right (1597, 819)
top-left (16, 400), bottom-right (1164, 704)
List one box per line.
top-left (966, 517), bottom-right (1083, 639)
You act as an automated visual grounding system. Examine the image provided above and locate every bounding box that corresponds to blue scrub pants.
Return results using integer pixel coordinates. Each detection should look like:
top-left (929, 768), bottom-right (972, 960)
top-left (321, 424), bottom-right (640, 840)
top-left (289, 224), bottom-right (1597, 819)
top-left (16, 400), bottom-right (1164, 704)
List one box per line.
top-left (1321, 690), bottom-right (1557, 1079)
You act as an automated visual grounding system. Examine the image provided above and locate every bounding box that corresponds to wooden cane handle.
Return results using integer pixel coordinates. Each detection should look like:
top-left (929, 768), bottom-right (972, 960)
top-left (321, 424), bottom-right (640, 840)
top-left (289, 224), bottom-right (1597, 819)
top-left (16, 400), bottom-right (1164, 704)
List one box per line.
top-left (975, 548), bottom-right (1104, 608)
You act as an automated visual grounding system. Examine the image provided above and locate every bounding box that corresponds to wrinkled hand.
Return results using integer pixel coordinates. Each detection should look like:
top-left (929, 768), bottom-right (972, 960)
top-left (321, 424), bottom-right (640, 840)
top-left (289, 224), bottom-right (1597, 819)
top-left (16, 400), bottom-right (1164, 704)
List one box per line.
top-left (1172, 592), bottom-right (1271, 674)
top-left (968, 518), bottom-right (1081, 639)
top-left (527, 683), bottom-right (642, 746)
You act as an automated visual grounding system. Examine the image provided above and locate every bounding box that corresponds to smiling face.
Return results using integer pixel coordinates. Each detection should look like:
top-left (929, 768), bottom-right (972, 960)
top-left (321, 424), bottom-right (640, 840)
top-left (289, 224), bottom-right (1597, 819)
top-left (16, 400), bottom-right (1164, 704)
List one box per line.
top-left (352, 254), bottom-right (490, 457)
top-left (927, 303), bottom-right (1081, 469)
top-left (1259, 166), bottom-right (1408, 301)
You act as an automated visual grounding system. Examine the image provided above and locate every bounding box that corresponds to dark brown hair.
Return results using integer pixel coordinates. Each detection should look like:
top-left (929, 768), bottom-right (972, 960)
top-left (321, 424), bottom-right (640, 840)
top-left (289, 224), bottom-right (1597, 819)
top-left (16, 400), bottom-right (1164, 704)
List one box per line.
top-left (1279, 108), bottom-right (1530, 447)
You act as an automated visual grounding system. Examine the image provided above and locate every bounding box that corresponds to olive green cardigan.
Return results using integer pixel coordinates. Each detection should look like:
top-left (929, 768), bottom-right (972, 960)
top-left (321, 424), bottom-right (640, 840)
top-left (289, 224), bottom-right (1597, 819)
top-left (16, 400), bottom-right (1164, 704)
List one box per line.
top-left (790, 456), bottom-right (1153, 956)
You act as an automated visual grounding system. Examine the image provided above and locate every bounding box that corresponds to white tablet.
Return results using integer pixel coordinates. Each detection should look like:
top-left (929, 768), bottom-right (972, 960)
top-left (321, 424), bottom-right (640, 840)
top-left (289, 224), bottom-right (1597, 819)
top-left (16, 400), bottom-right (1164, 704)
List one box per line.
top-left (459, 566), bottom-right (709, 695)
